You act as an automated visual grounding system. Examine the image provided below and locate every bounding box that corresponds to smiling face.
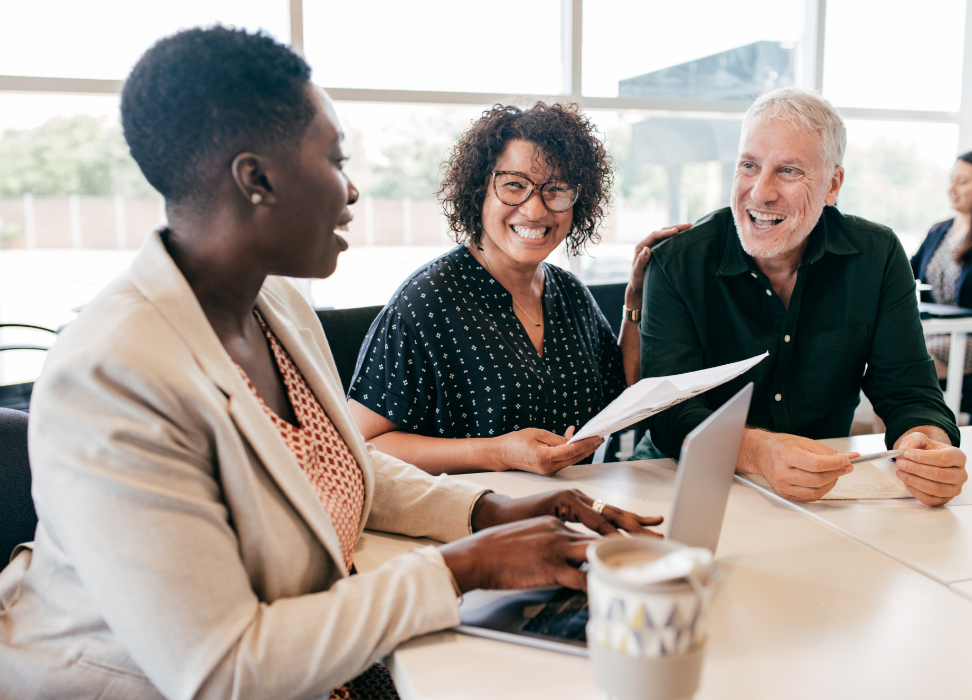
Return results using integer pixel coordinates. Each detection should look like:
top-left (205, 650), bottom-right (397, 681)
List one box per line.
top-left (731, 118), bottom-right (844, 261)
top-left (479, 139), bottom-right (573, 268)
top-left (949, 159), bottom-right (972, 215)
top-left (268, 86), bottom-right (358, 279)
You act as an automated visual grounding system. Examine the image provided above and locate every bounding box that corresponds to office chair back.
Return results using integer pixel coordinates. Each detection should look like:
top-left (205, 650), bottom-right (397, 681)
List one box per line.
top-left (586, 282), bottom-right (627, 337)
top-left (0, 407), bottom-right (35, 566)
top-left (0, 323), bottom-right (58, 412)
top-left (0, 382), bottom-right (34, 412)
top-left (585, 282), bottom-right (645, 460)
top-left (315, 306), bottom-right (384, 394)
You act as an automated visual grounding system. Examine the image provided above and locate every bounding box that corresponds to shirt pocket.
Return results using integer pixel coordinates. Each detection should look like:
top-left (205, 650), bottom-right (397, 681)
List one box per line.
top-left (801, 324), bottom-right (869, 408)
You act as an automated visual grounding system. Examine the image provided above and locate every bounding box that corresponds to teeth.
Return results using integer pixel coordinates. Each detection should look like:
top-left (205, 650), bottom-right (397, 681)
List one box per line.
top-left (513, 226), bottom-right (547, 240)
top-left (749, 211), bottom-right (785, 221)
top-left (336, 223), bottom-right (349, 231)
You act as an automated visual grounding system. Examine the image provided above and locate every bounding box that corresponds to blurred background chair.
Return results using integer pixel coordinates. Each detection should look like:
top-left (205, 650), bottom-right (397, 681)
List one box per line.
top-left (0, 323), bottom-right (58, 412)
top-left (587, 283), bottom-right (645, 462)
top-left (315, 306), bottom-right (384, 395)
top-left (0, 407), bottom-right (35, 566)
top-left (587, 282), bottom-right (626, 338)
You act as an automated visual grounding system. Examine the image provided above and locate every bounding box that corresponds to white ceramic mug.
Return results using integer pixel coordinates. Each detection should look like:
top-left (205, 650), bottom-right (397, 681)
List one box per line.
top-left (586, 537), bottom-right (720, 700)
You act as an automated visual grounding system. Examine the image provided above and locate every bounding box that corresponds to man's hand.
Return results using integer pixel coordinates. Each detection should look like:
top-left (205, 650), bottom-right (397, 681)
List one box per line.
top-left (472, 489), bottom-right (663, 535)
top-left (737, 429), bottom-right (856, 501)
top-left (494, 427), bottom-right (602, 475)
top-left (893, 429), bottom-right (968, 506)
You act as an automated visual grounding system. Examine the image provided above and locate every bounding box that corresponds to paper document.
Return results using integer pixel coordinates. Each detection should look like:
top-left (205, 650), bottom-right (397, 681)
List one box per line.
top-left (743, 462), bottom-right (911, 500)
top-left (567, 352), bottom-right (768, 443)
top-left (820, 462), bottom-right (912, 500)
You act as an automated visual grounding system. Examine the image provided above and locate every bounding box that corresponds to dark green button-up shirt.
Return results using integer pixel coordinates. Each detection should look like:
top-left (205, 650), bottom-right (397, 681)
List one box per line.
top-left (639, 205), bottom-right (959, 458)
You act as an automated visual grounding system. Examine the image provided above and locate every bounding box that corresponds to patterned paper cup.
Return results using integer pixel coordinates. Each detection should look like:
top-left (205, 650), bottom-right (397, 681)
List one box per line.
top-left (586, 537), bottom-right (720, 700)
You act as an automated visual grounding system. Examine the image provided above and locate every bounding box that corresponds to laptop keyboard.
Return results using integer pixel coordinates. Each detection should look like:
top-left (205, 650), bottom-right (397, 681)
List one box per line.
top-left (520, 588), bottom-right (589, 643)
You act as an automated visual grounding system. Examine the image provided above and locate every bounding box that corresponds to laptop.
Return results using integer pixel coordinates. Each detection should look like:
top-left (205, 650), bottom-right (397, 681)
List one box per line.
top-left (918, 302), bottom-right (972, 319)
top-left (455, 382), bottom-right (754, 657)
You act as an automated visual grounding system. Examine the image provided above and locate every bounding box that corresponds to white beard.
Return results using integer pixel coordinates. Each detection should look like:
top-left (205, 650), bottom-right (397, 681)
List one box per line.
top-left (731, 206), bottom-right (820, 259)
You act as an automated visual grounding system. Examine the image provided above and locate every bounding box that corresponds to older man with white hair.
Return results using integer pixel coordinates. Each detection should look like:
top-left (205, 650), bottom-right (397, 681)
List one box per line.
top-left (635, 86), bottom-right (968, 505)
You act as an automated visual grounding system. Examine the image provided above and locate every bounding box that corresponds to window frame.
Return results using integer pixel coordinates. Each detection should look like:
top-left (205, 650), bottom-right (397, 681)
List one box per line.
top-left (2, 0), bottom-right (969, 125)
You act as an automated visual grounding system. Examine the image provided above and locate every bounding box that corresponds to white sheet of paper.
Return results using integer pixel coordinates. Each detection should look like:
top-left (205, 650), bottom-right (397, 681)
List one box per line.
top-left (820, 462), bottom-right (912, 500)
top-left (567, 352), bottom-right (769, 443)
top-left (743, 462), bottom-right (911, 500)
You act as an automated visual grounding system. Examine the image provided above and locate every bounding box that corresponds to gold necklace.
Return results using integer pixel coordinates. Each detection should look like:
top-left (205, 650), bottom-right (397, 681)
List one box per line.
top-left (479, 250), bottom-right (542, 328)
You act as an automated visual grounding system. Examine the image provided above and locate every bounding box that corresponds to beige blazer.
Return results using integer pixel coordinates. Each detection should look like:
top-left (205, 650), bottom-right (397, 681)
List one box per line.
top-left (0, 231), bottom-right (487, 700)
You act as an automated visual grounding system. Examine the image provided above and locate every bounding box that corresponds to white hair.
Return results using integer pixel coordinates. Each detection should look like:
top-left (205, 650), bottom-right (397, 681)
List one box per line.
top-left (741, 86), bottom-right (847, 168)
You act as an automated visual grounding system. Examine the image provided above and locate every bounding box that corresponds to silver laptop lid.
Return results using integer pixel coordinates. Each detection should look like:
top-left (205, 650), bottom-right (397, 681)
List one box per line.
top-left (665, 382), bottom-right (753, 554)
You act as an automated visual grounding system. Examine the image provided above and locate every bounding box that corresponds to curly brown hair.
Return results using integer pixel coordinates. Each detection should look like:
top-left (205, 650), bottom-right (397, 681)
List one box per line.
top-left (437, 102), bottom-right (614, 256)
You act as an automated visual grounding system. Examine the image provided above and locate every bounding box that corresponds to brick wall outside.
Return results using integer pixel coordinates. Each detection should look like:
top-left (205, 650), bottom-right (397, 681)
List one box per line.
top-left (0, 196), bottom-right (165, 250)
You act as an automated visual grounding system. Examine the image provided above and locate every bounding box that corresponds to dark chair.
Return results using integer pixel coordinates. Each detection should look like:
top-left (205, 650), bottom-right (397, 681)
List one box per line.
top-left (0, 382), bottom-right (34, 412)
top-left (315, 306), bottom-right (384, 395)
top-left (0, 323), bottom-right (58, 412)
top-left (586, 282), bottom-right (647, 460)
top-left (586, 282), bottom-right (627, 338)
top-left (0, 407), bottom-right (35, 566)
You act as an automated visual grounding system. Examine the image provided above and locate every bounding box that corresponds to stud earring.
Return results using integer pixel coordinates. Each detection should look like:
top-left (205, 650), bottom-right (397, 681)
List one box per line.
top-left (250, 193), bottom-right (263, 205)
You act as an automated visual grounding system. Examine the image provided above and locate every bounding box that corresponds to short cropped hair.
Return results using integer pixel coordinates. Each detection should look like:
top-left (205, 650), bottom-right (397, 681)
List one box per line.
top-left (438, 102), bottom-right (613, 255)
top-left (742, 87), bottom-right (847, 168)
top-left (121, 26), bottom-right (315, 204)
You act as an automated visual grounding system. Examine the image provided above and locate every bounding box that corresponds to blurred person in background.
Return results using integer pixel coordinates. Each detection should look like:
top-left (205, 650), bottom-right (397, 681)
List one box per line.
top-left (349, 103), bottom-right (686, 476)
top-left (912, 152), bottom-right (972, 411)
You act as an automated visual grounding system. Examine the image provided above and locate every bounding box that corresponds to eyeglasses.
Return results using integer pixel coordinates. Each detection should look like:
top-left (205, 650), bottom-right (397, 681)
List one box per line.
top-left (491, 171), bottom-right (581, 213)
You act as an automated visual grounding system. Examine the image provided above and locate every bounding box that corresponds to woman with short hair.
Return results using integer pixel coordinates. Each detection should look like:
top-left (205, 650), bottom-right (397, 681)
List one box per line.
top-left (0, 27), bottom-right (660, 700)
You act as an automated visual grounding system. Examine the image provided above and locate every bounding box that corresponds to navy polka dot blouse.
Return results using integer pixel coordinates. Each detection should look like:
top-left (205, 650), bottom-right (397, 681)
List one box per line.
top-left (349, 245), bottom-right (625, 440)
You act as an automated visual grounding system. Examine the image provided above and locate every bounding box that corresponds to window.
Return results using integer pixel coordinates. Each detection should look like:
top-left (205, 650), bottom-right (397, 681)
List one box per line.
top-left (823, 0), bottom-right (966, 112)
top-left (2, 0), bottom-right (970, 384)
top-left (312, 101), bottom-right (488, 308)
top-left (0, 0), bottom-right (289, 79)
top-left (582, 0), bottom-right (803, 98)
top-left (304, 0), bottom-right (564, 95)
top-left (839, 120), bottom-right (959, 253)
top-left (574, 110), bottom-right (737, 282)
top-left (0, 93), bottom-right (160, 382)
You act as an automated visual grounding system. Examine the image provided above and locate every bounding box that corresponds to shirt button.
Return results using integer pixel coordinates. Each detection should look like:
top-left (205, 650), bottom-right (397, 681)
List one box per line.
top-left (751, 272), bottom-right (758, 279)
top-left (775, 393), bottom-right (782, 401)
top-left (765, 289), bottom-right (772, 296)
top-left (784, 335), bottom-right (791, 342)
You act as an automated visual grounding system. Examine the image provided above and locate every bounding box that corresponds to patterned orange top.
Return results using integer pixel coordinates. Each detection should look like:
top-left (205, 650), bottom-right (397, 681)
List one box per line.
top-left (235, 312), bottom-right (365, 572)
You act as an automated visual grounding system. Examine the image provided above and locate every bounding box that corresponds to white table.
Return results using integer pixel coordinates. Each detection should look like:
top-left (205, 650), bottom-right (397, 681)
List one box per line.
top-left (355, 457), bottom-right (972, 700)
top-left (920, 315), bottom-right (972, 416)
top-left (757, 428), bottom-right (972, 599)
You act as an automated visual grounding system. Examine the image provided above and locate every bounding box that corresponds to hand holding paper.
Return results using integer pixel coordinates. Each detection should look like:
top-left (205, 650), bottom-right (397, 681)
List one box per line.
top-left (567, 353), bottom-right (769, 444)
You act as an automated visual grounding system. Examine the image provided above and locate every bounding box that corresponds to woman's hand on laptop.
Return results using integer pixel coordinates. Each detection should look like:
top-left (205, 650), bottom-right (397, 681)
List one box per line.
top-left (439, 490), bottom-right (664, 593)
top-left (440, 516), bottom-right (595, 592)
top-left (471, 489), bottom-right (663, 536)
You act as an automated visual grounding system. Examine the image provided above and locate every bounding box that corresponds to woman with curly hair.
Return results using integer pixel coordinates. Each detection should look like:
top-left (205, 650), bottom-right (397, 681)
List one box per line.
top-left (349, 103), bottom-right (684, 475)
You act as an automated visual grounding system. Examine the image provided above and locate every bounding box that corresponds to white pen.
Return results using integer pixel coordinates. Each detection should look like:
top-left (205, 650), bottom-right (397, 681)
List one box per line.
top-left (849, 449), bottom-right (904, 464)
